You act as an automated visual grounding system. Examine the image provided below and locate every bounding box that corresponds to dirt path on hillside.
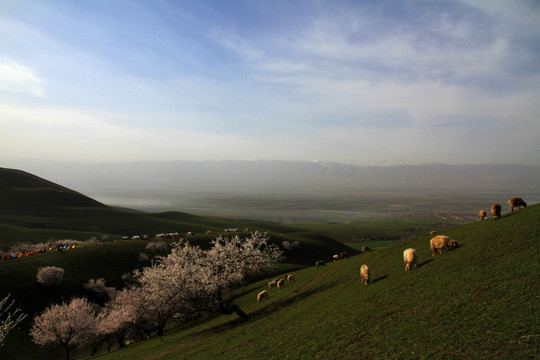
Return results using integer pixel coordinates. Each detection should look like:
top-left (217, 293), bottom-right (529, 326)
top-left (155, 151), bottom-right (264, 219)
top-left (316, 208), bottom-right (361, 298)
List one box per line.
top-left (144, 261), bottom-right (348, 360)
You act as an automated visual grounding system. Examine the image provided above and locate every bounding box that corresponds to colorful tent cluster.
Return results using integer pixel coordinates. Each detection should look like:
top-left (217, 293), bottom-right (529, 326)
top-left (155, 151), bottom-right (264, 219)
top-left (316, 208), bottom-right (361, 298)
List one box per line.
top-left (0, 245), bottom-right (76, 261)
top-left (1, 252), bottom-right (34, 260)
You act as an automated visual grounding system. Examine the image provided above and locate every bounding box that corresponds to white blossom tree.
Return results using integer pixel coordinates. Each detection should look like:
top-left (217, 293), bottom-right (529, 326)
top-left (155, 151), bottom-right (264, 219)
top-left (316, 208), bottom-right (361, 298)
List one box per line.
top-left (147, 231), bottom-right (283, 321)
top-left (95, 232), bottom-right (282, 343)
top-left (30, 297), bottom-right (97, 360)
top-left (0, 294), bottom-right (27, 346)
top-left (130, 240), bottom-right (208, 336)
top-left (101, 287), bottom-right (156, 346)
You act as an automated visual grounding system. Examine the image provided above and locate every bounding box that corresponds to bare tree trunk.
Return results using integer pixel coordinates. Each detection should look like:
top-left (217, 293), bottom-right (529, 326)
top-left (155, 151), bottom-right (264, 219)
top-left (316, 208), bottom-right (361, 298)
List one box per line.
top-left (217, 300), bottom-right (249, 320)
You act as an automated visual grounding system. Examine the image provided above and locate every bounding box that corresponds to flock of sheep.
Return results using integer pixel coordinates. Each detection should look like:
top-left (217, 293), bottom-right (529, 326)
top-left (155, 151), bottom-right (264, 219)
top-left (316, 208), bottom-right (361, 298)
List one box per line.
top-left (257, 274), bottom-right (295, 302)
top-left (375, 197), bottom-right (527, 284)
top-left (479, 197), bottom-right (527, 220)
top-left (257, 197), bottom-right (527, 301)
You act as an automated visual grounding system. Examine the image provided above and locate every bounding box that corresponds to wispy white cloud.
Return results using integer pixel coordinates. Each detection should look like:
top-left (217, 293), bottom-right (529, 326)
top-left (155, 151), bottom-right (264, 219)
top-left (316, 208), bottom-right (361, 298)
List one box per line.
top-left (0, 58), bottom-right (44, 97)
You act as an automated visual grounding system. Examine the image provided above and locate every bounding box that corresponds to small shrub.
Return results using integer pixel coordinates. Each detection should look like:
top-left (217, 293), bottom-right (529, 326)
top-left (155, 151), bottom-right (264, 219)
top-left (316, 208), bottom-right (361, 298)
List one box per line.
top-left (36, 266), bottom-right (64, 286)
top-left (145, 241), bottom-right (169, 254)
top-left (138, 253), bottom-right (150, 262)
top-left (84, 278), bottom-right (117, 299)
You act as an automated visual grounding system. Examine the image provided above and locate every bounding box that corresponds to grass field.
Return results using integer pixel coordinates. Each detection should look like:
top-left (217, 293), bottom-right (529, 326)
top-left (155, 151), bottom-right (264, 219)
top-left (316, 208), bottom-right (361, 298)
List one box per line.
top-left (3, 204), bottom-right (533, 360)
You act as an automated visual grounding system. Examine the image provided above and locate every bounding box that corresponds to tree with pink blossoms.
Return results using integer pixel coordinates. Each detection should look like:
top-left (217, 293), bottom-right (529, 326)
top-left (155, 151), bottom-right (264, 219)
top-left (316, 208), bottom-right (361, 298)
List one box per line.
top-left (142, 231), bottom-right (283, 323)
top-left (101, 287), bottom-right (157, 344)
top-left (30, 297), bottom-right (97, 360)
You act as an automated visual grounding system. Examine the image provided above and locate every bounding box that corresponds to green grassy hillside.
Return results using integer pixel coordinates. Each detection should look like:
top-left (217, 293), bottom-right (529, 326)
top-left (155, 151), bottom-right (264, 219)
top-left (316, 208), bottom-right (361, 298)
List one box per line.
top-left (71, 204), bottom-right (539, 360)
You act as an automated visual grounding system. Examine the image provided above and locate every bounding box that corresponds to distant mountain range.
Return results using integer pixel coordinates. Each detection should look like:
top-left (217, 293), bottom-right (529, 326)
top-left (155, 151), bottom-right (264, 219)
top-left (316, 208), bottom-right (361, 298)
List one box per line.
top-left (1, 160), bottom-right (539, 223)
top-left (2, 160), bottom-right (539, 195)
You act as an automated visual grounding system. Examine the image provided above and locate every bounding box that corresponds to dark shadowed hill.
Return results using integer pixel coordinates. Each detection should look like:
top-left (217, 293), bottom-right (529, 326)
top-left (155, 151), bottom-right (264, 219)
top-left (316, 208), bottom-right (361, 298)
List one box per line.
top-left (0, 167), bottom-right (106, 213)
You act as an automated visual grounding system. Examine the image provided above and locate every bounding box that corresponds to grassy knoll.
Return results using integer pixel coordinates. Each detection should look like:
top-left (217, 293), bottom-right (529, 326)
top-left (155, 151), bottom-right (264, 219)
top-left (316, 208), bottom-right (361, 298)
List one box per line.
top-left (78, 204), bottom-right (539, 360)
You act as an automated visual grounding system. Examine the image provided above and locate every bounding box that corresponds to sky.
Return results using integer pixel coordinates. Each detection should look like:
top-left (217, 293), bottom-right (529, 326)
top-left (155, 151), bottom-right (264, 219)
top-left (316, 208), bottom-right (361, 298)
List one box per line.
top-left (1, 0), bottom-right (539, 166)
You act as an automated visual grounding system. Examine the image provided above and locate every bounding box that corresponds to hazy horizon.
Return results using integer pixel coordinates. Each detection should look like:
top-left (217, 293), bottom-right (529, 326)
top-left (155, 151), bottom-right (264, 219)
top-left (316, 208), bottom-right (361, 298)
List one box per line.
top-left (1, 1), bottom-right (539, 166)
top-left (2, 160), bottom-right (539, 222)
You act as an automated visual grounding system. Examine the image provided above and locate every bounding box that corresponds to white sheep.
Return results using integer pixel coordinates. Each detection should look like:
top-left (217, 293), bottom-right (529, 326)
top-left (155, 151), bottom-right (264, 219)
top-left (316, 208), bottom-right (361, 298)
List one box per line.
top-left (403, 248), bottom-right (418, 271)
top-left (360, 264), bottom-right (370, 286)
top-left (268, 279), bottom-right (279, 289)
top-left (257, 290), bottom-right (268, 302)
top-left (491, 203), bottom-right (501, 219)
top-left (286, 274), bottom-right (295, 281)
top-left (508, 197), bottom-right (527, 212)
top-left (478, 210), bottom-right (486, 220)
top-left (430, 235), bottom-right (450, 256)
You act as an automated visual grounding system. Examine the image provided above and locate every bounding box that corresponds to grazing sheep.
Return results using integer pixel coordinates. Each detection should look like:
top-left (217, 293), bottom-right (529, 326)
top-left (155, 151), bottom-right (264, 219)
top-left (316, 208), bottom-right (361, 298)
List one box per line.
top-left (277, 279), bottom-right (285, 289)
top-left (360, 265), bottom-right (370, 286)
top-left (508, 197), bottom-right (527, 212)
top-left (430, 235), bottom-right (450, 256)
top-left (479, 210), bottom-right (486, 220)
top-left (448, 240), bottom-right (458, 249)
top-left (257, 290), bottom-right (268, 302)
top-left (286, 274), bottom-right (295, 281)
top-left (491, 203), bottom-right (502, 219)
top-left (340, 251), bottom-right (349, 259)
top-left (403, 248), bottom-right (418, 271)
top-left (316, 260), bottom-right (326, 269)
top-left (268, 279), bottom-right (279, 289)
top-left (430, 230), bottom-right (437, 236)
top-left (362, 246), bottom-right (372, 253)
top-left (333, 254), bottom-right (340, 261)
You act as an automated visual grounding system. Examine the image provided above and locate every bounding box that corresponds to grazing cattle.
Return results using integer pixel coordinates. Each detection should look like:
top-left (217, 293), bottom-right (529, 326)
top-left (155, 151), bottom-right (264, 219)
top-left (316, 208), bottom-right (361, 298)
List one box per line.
top-left (361, 246), bottom-right (372, 253)
top-left (257, 290), bottom-right (268, 302)
top-left (360, 265), bottom-right (370, 286)
top-left (478, 210), bottom-right (486, 220)
top-left (316, 260), bottom-right (326, 269)
top-left (491, 203), bottom-right (502, 219)
top-left (508, 197), bottom-right (527, 212)
top-left (403, 248), bottom-right (418, 271)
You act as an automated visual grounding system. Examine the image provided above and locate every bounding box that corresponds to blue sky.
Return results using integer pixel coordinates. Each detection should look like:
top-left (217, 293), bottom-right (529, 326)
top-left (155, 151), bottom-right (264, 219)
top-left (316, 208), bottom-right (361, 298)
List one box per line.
top-left (1, 0), bottom-right (539, 165)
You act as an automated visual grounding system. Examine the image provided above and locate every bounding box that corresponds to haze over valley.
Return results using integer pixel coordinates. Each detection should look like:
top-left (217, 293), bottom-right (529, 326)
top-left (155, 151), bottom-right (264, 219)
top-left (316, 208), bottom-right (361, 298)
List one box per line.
top-left (4, 160), bottom-right (539, 223)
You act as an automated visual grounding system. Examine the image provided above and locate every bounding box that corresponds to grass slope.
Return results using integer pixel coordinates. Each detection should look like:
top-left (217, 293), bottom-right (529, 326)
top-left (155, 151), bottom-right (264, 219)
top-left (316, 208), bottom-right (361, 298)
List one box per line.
top-left (82, 204), bottom-right (539, 360)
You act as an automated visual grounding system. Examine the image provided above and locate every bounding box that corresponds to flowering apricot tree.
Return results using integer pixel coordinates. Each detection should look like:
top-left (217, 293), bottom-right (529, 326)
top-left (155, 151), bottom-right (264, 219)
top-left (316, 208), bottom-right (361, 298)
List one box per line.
top-left (134, 231), bottom-right (282, 329)
top-left (30, 297), bottom-right (97, 360)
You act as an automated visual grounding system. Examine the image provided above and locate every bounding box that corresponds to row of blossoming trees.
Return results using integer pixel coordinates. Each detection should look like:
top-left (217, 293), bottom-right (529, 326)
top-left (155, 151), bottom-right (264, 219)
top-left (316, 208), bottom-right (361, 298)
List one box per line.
top-left (29, 232), bottom-right (282, 360)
